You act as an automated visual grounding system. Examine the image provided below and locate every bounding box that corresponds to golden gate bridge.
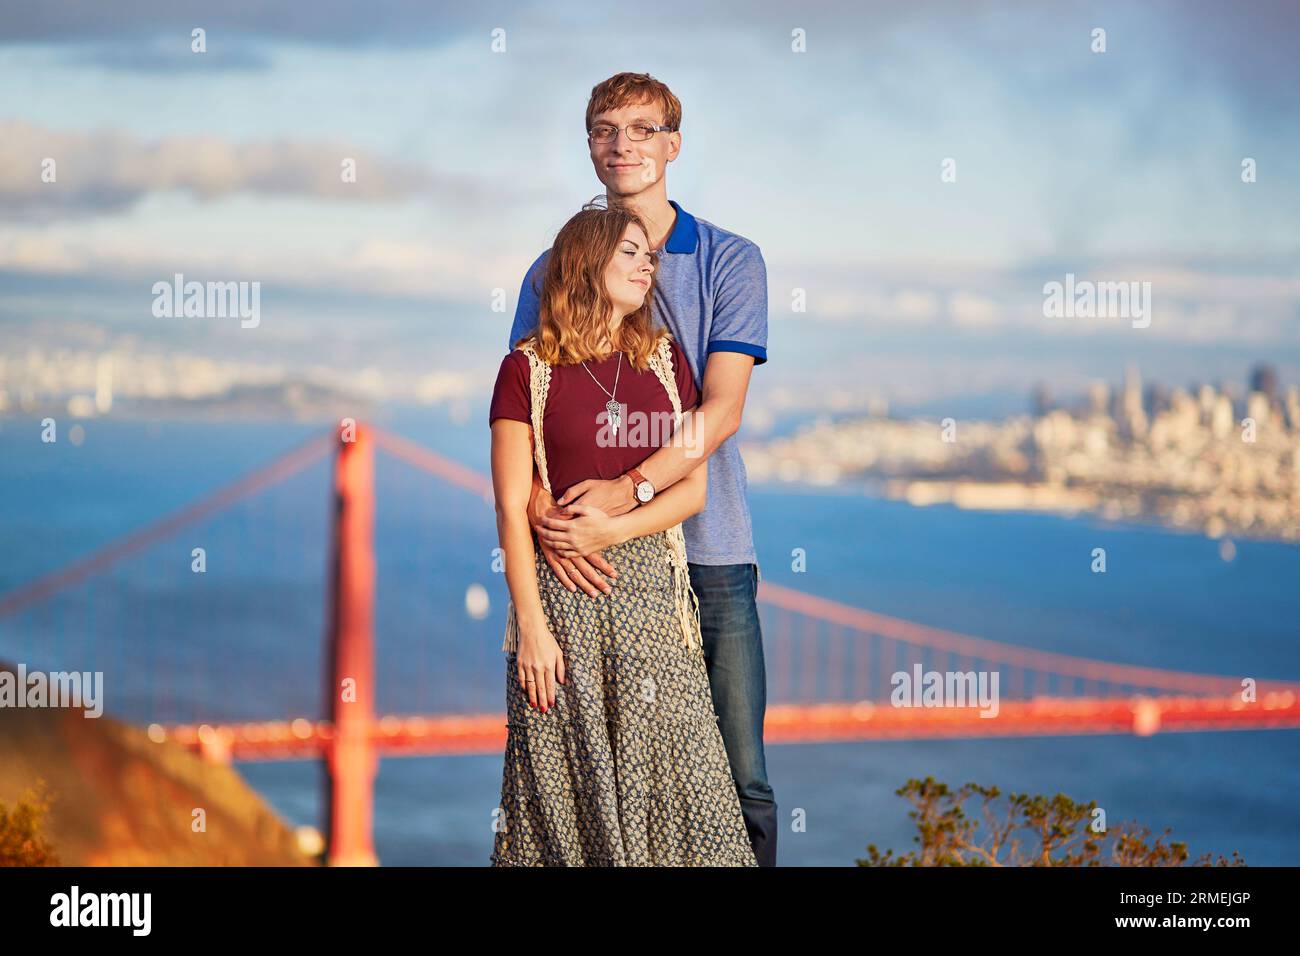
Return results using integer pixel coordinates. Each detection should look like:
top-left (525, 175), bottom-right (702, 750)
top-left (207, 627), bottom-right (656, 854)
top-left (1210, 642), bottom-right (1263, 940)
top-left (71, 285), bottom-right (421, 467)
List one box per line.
top-left (2, 421), bottom-right (1296, 865)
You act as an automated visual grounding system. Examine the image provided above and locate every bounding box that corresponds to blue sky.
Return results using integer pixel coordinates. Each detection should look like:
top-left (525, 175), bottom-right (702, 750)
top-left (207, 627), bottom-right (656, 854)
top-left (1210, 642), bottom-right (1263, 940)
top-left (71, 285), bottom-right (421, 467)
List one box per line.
top-left (2, 0), bottom-right (1297, 409)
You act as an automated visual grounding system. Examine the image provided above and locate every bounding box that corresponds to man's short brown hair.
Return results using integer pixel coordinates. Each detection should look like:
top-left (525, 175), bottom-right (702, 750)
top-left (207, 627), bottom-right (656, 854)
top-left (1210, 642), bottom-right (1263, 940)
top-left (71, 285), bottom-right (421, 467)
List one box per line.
top-left (585, 72), bottom-right (682, 133)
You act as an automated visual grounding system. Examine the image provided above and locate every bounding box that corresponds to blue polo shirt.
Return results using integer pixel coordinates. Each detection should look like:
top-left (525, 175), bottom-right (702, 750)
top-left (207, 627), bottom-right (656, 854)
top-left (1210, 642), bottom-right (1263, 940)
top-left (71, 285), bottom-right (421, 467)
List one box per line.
top-left (506, 199), bottom-right (768, 568)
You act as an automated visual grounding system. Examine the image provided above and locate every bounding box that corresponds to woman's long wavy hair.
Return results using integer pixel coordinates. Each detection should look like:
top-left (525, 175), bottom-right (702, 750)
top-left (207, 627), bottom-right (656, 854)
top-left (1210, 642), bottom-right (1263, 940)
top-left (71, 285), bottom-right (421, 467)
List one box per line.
top-left (515, 199), bottom-right (666, 370)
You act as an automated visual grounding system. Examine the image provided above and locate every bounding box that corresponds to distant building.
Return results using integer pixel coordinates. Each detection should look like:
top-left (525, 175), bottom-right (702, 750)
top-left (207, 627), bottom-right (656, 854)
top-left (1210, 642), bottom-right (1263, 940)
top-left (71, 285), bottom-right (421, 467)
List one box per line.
top-left (1119, 362), bottom-right (1147, 441)
top-left (1144, 382), bottom-right (1170, 417)
top-left (1087, 380), bottom-right (1110, 417)
top-left (1030, 382), bottom-right (1053, 417)
top-left (1249, 362), bottom-right (1279, 406)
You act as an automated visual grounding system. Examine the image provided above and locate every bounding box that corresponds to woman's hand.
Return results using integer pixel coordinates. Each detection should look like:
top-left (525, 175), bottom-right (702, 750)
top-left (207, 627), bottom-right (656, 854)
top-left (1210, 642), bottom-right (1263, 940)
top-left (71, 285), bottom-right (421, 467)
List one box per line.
top-left (517, 619), bottom-right (565, 711)
top-left (536, 503), bottom-right (622, 559)
top-left (529, 484), bottom-right (619, 596)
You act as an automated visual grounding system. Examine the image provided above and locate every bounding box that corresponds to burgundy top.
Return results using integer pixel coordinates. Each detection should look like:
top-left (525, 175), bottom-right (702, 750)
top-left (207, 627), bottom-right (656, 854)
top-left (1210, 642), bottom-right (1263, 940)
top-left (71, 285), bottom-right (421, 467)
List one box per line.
top-left (489, 336), bottom-right (701, 501)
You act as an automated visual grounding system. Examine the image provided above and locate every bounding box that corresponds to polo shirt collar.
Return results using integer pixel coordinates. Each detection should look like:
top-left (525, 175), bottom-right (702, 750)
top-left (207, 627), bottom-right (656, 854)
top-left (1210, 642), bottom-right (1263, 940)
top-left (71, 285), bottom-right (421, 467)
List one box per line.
top-left (663, 199), bottom-right (698, 254)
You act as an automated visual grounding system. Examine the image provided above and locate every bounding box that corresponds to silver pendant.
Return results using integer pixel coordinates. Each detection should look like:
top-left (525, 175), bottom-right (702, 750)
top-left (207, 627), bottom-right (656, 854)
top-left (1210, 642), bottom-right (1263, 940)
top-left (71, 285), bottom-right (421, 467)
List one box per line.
top-left (606, 398), bottom-right (621, 434)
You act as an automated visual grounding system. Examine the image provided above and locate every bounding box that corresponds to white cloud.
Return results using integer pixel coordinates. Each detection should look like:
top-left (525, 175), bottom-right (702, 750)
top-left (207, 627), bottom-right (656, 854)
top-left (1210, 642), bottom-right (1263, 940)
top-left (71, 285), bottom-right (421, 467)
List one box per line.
top-left (948, 292), bottom-right (998, 328)
top-left (0, 120), bottom-right (470, 220)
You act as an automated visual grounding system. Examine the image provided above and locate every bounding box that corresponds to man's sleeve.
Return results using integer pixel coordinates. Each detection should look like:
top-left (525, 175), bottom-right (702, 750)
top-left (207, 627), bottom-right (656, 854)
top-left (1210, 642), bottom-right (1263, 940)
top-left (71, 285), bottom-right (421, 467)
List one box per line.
top-left (507, 249), bottom-right (550, 352)
top-left (706, 239), bottom-right (768, 366)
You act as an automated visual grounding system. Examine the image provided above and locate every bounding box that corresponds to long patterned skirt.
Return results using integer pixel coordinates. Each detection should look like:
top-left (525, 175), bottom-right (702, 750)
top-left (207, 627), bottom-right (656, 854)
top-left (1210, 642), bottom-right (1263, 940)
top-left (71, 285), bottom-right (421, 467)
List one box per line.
top-left (490, 529), bottom-right (758, 867)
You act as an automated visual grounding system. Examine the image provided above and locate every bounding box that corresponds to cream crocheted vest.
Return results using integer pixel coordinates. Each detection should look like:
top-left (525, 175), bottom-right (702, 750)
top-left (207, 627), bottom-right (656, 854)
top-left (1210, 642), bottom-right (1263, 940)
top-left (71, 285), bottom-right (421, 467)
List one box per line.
top-left (501, 335), bottom-right (703, 652)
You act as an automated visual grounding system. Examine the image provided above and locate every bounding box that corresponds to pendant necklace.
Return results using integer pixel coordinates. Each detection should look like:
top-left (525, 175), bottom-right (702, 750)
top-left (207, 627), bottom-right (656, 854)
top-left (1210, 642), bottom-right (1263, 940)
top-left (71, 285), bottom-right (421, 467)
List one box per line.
top-left (581, 350), bottom-right (624, 435)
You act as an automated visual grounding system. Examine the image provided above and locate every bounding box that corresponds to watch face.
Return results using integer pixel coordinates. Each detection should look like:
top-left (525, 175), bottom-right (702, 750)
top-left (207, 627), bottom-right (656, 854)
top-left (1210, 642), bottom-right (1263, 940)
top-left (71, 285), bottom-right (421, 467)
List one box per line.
top-left (636, 481), bottom-right (653, 502)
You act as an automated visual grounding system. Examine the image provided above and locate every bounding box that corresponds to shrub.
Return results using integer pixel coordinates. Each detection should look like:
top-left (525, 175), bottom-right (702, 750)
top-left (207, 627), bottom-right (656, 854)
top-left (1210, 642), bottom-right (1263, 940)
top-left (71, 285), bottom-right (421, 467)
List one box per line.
top-left (0, 780), bottom-right (60, 867)
top-left (858, 776), bottom-right (1244, 867)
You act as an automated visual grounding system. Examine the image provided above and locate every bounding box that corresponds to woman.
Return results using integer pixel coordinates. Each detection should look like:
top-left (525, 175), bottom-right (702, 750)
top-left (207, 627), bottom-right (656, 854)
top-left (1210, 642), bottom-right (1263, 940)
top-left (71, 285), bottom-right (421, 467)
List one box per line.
top-left (487, 201), bottom-right (757, 867)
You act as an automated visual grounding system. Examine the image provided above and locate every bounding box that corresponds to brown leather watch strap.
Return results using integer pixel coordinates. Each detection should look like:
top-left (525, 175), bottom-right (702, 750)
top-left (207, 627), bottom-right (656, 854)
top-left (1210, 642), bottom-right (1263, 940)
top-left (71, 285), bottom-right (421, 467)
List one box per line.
top-left (625, 467), bottom-right (650, 504)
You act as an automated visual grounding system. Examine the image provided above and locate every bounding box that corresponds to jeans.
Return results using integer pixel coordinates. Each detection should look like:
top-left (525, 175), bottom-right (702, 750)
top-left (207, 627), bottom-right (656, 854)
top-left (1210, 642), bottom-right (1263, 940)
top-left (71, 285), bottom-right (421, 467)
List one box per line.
top-left (688, 561), bottom-right (778, 866)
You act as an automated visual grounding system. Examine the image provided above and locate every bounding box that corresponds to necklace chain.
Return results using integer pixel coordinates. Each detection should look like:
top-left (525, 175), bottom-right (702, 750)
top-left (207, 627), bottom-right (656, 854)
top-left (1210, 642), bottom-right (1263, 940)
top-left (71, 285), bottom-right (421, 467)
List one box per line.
top-left (581, 351), bottom-right (624, 434)
top-left (579, 350), bottom-right (621, 398)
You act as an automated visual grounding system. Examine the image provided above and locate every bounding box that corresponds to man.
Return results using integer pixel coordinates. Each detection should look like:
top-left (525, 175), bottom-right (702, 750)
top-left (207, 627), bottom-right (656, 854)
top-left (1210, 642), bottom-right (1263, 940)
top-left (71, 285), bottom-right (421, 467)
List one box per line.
top-left (505, 71), bottom-right (777, 866)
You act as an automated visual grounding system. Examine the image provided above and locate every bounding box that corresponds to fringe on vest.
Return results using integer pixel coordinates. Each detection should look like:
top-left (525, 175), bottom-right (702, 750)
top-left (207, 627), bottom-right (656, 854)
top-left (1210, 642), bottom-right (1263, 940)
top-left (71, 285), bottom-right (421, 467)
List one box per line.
top-left (667, 524), bottom-right (704, 648)
top-left (502, 598), bottom-right (519, 653)
top-left (501, 335), bottom-right (704, 652)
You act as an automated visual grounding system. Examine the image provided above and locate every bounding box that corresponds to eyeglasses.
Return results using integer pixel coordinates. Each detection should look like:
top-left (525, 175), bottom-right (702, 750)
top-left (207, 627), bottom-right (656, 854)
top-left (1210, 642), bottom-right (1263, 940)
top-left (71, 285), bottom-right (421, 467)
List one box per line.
top-left (588, 122), bottom-right (676, 144)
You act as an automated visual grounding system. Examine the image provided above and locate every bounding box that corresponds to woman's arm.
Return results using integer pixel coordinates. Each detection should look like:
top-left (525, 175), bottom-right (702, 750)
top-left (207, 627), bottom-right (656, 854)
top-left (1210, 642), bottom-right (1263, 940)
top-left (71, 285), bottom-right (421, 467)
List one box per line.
top-left (491, 418), bottom-right (565, 708)
top-left (492, 419), bottom-right (545, 627)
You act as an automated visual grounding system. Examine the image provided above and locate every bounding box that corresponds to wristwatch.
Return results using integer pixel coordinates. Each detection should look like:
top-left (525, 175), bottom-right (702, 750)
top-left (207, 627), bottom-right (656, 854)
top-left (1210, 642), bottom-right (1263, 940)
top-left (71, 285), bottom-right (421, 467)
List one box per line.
top-left (625, 467), bottom-right (655, 505)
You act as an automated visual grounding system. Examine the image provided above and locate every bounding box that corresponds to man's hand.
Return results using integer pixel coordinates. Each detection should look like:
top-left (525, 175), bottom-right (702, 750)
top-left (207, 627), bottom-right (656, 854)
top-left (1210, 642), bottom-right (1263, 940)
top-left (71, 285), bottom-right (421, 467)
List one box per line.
top-left (557, 476), bottom-right (638, 517)
top-left (528, 481), bottom-right (618, 596)
top-left (536, 503), bottom-right (621, 561)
